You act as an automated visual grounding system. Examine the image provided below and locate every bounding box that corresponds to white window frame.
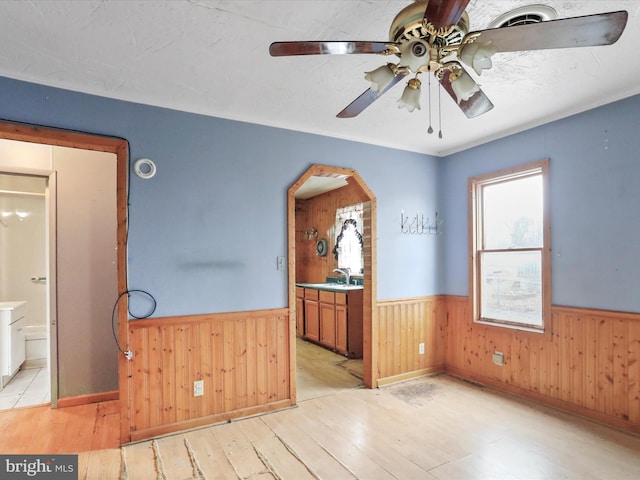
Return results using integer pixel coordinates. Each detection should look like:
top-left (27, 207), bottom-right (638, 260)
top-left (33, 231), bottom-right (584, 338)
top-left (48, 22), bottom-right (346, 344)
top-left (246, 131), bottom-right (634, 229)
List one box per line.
top-left (469, 159), bottom-right (551, 333)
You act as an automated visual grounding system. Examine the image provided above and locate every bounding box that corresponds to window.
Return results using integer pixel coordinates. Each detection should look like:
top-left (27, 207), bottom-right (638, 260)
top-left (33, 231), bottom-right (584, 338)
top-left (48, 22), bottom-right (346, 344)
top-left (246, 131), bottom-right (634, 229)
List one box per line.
top-left (470, 160), bottom-right (550, 332)
top-left (333, 203), bottom-right (364, 274)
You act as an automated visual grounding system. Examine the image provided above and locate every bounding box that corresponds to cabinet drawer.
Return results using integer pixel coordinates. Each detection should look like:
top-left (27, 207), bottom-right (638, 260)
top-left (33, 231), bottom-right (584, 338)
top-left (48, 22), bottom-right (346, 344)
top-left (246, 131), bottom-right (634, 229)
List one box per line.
top-left (296, 287), bottom-right (305, 299)
top-left (304, 288), bottom-right (319, 300)
top-left (335, 292), bottom-right (347, 305)
top-left (319, 290), bottom-right (335, 304)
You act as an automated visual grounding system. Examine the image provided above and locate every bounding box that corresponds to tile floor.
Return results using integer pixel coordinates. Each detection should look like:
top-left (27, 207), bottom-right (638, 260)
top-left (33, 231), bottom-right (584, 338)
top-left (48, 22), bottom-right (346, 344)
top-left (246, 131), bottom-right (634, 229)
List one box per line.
top-left (0, 367), bottom-right (50, 410)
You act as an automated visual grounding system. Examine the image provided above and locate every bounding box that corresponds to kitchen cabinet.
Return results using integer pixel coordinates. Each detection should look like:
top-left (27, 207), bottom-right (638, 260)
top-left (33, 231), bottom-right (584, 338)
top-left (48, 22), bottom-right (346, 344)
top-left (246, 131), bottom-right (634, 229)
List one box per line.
top-left (298, 286), bottom-right (362, 358)
top-left (319, 290), bottom-right (336, 348)
top-left (303, 288), bottom-right (319, 342)
top-left (343, 290), bottom-right (363, 358)
top-left (296, 287), bottom-right (305, 336)
top-left (335, 294), bottom-right (348, 354)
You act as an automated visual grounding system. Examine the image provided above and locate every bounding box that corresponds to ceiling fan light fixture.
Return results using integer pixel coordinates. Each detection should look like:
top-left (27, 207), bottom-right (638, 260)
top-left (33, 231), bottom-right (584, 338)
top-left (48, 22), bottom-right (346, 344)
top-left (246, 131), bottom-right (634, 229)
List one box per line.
top-left (459, 41), bottom-right (497, 76)
top-left (364, 63), bottom-right (396, 94)
top-left (398, 77), bottom-right (422, 112)
top-left (269, 1), bottom-right (627, 121)
top-left (451, 70), bottom-right (480, 104)
top-left (398, 40), bottom-right (431, 73)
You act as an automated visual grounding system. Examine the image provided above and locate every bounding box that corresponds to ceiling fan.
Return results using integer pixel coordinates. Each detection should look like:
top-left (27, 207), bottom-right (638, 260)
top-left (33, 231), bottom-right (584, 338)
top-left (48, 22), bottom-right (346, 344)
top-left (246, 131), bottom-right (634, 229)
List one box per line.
top-left (269, 0), bottom-right (628, 122)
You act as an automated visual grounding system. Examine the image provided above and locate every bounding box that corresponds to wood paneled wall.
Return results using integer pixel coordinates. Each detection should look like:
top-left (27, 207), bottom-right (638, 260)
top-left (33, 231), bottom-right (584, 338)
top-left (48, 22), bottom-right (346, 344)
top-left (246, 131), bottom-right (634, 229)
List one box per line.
top-left (122, 294), bottom-right (639, 441)
top-left (295, 178), bottom-right (370, 283)
top-left (376, 297), bottom-right (446, 386)
top-left (124, 309), bottom-right (291, 442)
top-left (444, 296), bottom-right (640, 434)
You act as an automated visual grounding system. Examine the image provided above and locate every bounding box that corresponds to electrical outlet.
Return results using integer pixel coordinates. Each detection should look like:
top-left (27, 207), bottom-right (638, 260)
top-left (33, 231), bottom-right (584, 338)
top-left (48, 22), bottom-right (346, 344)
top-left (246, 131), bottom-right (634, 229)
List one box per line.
top-left (277, 256), bottom-right (286, 271)
top-left (418, 342), bottom-right (425, 355)
top-left (492, 351), bottom-right (504, 366)
top-left (193, 380), bottom-right (204, 397)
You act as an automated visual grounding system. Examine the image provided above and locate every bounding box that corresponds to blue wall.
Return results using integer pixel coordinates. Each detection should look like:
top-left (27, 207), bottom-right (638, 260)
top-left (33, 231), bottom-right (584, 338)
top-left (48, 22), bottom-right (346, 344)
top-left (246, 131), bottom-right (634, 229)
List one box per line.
top-left (2, 76), bottom-right (639, 315)
top-left (0, 76), bottom-right (440, 317)
top-left (441, 94), bottom-right (640, 313)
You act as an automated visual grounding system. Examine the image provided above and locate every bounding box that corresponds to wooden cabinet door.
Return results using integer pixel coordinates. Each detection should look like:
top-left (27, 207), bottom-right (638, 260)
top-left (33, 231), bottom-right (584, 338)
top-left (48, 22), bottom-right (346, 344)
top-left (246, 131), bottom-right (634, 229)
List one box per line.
top-left (346, 289), bottom-right (363, 359)
top-left (335, 304), bottom-right (347, 355)
top-left (319, 301), bottom-right (336, 348)
top-left (296, 296), bottom-right (304, 336)
top-left (304, 299), bottom-right (319, 342)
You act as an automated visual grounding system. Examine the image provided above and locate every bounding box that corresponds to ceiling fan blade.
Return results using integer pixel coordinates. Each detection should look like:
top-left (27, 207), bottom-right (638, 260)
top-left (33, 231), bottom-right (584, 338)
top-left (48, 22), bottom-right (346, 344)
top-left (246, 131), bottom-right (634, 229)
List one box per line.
top-left (423, 0), bottom-right (471, 29)
top-left (470, 11), bottom-right (628, 53)
top-left (439, 69), bottom-right (494, 119)
top-left (337, 71), bottom-right (408, 118)
top-left (269, 41), bottom-right (394, 56)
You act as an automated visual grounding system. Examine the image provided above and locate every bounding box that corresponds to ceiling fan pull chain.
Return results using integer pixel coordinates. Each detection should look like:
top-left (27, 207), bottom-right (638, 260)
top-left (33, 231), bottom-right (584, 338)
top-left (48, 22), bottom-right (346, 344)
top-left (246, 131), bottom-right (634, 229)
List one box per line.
top-left (438, 82), bottom-right (443, 139)
top-left (427, 71), bottom-right (433, 134)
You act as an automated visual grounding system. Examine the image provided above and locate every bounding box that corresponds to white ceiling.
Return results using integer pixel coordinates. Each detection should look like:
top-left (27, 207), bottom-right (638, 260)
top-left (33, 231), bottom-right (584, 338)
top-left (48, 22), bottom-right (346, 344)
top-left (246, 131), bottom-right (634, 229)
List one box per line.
top-left (0, 0), bottom-right (638, 157)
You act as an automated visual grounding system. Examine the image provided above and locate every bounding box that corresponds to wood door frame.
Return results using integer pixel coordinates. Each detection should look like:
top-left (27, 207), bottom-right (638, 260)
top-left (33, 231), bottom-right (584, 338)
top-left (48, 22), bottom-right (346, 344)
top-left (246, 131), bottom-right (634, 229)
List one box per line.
top-left (0, 120), bottom-right (129, 442)
top-left (288, 164), bottom-right (378, 399)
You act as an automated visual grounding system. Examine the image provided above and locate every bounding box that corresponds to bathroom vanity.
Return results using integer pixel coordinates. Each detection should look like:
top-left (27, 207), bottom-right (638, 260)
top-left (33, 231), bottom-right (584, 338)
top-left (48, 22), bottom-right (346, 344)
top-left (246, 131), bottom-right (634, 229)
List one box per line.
top-left (0, 301), bottom-right (26, 388)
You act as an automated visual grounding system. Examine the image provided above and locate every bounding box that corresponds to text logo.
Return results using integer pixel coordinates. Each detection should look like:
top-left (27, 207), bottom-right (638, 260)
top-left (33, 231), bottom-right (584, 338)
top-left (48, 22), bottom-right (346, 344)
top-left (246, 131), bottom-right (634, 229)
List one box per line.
top-left (0, 455), bottom-right (77, 479)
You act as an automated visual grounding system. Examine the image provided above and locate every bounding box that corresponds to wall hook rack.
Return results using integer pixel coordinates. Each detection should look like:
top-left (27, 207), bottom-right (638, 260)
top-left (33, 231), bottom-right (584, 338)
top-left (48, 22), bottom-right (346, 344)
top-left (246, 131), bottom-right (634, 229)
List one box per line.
top-left (304, 227), bottom-right (318, 240)
top-left (400, 211), bottom-right (443, 235)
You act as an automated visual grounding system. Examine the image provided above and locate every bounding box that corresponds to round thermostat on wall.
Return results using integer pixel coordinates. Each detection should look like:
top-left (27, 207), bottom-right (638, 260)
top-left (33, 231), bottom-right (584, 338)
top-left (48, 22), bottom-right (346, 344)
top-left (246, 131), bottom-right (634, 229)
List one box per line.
top-left (134, 158), bottom-right (157, 179)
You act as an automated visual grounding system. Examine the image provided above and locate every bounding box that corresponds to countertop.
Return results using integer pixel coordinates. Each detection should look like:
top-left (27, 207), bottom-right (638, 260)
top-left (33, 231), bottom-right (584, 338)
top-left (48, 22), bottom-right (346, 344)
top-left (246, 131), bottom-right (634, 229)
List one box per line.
top-left (296, 283), bottom-right (363, 292)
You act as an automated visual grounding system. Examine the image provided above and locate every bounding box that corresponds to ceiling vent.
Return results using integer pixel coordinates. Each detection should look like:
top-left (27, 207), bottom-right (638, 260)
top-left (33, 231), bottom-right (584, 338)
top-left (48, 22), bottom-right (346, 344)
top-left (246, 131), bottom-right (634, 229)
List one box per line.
top-left (488, 4), bottom-right (557, 29)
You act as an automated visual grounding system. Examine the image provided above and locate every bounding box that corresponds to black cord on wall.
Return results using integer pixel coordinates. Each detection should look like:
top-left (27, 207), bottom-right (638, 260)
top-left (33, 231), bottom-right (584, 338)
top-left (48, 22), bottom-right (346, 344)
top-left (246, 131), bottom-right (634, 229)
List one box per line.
top-left (111, 289), bottom-right (157, 358)
top-left (112, 145), bottom-right (159, 358)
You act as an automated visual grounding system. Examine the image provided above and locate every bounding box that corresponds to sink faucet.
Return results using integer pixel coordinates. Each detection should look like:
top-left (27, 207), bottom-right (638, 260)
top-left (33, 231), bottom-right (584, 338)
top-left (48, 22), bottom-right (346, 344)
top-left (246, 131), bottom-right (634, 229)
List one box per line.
top-left (333, 268), bottom-right (350, 285)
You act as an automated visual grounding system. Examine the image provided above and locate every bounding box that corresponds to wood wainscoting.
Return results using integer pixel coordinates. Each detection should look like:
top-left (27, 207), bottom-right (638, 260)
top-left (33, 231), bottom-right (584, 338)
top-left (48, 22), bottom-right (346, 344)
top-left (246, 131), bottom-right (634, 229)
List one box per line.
top-left (123, 308), bottom-right (292, 442)
top-left (376, 296), bottom-right (446, 386)
top-left (444, 296), bottom-right (640, 434)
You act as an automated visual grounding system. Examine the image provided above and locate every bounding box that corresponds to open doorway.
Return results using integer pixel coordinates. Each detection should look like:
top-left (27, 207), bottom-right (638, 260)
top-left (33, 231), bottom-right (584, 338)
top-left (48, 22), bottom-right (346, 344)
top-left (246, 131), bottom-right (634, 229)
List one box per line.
top-left (287, 165), bottom-right (377, 403)
top-left (0, 173), bottom-right (49, 409)
top-left (0, 123), bottom-right (128, 428)
top-left (0, 142), bottom-right (119, 410)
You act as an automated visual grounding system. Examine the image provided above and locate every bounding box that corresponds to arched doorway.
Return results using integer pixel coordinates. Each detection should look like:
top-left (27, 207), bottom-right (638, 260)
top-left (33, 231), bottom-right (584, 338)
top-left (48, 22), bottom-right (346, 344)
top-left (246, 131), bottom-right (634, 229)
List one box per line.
top-left (287, 165), bottom-right (377, 399)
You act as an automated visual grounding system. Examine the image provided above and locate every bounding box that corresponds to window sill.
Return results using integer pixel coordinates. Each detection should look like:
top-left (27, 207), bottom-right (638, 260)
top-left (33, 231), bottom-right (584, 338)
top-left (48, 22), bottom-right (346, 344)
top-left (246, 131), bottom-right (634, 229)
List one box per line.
top-left (475, 318), bottom-right (545, 334)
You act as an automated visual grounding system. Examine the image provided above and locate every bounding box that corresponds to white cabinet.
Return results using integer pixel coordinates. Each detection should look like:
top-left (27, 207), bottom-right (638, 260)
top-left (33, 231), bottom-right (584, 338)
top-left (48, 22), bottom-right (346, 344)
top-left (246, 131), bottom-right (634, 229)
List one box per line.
top-left (0, 301), bottom-right (27, 387)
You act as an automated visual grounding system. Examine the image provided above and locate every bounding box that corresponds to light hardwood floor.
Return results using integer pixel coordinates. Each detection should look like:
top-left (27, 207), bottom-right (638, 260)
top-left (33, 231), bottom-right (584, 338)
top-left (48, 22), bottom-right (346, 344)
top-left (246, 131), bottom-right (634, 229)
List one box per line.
top-left (3, 340), bottom-right (640, 479)
top-left (295, 337), bottom-right (364, 401)
top-left (0, 398), bottom-right (120, 454)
